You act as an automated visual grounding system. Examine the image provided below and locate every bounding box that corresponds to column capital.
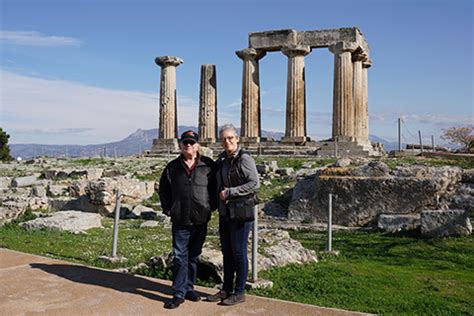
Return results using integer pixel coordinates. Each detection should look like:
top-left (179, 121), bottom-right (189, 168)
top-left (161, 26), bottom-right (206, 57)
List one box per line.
top-left (281, 44), bottom-right (311, 57)
top-left (352, 47), bottom-right (368, 62)
top-left (328, 42), bottom-right (358, 55)
top-left (235, 48), bottom-right (266, 61)
top-left (362, 58), bottom-right (373, 68)
top-left (155, 56), bottom-right (184, 67)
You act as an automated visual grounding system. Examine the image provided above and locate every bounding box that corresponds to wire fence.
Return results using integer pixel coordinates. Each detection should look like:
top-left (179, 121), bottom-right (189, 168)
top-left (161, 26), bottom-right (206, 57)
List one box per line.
top-left (398, 118), bottom-right (439, 152)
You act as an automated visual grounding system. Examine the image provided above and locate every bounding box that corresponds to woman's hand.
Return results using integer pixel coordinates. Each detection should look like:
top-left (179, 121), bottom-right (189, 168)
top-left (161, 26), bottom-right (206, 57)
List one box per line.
top-left (219, 188), bottom-right (228, 201)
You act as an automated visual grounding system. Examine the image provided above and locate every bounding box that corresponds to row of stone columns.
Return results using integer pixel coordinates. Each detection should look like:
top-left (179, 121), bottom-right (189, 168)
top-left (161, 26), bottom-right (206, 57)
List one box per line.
top-left (329, 43), bottom-right (371, 142)
top-left (237, 41), bottom-right (371, 144)
top-left (154, 41), bottom-right (370, 146)
top-left (154, 57), bottom-right (218, 145)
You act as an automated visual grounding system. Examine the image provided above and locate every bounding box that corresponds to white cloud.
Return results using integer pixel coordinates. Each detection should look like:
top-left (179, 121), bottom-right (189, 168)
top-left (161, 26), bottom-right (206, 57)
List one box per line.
top-left (0, 31), bottom-right (84, 47)
top-left (0, 71), bottom-right (199, 144)
top-left (370, 110), bottom-right (473, 126)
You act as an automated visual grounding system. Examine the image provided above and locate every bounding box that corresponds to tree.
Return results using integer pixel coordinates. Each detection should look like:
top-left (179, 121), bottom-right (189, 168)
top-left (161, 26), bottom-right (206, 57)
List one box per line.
top-left (441, 126), bottom-right (474, 153)
top-left (0, 127), bottom-right (13, 161)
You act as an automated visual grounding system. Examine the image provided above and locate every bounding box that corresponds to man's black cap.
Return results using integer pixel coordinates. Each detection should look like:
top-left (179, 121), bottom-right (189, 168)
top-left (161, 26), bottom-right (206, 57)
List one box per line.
top-left (180, 130), bottom-right (199, 143)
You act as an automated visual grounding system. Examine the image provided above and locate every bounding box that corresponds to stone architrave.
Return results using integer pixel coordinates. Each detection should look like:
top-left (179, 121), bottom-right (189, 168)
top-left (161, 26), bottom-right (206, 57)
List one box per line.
top-left (329, 42), bottom-right (358, 140)
top-left (352, 48), bottom-right (368, 141)
top-left (198, 64), bottom-right (218, 144)
top-left (281, 45), bottom-right (311, 144)
top-left (155, 56), bottom-right (183, 141)
top-left (236, 48), bottom-right (266, 143)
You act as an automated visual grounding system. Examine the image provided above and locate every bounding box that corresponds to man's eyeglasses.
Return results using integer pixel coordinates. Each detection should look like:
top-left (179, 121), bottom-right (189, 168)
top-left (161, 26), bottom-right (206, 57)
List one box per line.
top-left (221, 136), bottom-right (236, 142)
top-left (182, 140), bottom-right (196, 146)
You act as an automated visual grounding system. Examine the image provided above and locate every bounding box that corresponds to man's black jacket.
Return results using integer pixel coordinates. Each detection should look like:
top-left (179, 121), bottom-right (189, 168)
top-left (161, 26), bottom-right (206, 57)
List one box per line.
top-left (158, 155), bottom-right (217, 225)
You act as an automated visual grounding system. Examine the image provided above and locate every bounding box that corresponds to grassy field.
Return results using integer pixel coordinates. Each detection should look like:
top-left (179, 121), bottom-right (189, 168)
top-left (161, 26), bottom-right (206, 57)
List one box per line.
top-left (1, 215), bottom-right (472, 315)
top-left (250, 230), bottom-right (474, 315)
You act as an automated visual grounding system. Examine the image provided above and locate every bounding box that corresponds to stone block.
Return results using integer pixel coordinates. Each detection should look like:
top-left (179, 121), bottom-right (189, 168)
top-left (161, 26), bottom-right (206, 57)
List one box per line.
top-left (421, 209), bottom-right (472, 238)
top-left (0, 177), bottom-right (12, 189)
top-left (12, 176), bottom-right (37, 188)
top-left (249, 29), bottom-right (297, 51)
top-left (32, 186), bottom-right (47, 198)
top-left (21, 210), bottom-right (102, 233)
top-left (377, 214), bottom-right (420, 233)
top-left (276, 168), bottom-right (294, 176)
top-left (48, 184), bottom-right (68, 197)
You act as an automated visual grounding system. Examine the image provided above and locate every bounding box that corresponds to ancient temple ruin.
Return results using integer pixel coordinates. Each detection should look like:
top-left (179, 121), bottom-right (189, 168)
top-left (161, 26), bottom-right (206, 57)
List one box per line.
top-left (148, 27), bottom-right (383, 157)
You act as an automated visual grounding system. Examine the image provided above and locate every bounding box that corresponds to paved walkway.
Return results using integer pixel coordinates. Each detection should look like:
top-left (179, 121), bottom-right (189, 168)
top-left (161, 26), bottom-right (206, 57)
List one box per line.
top-left (0, 248), bottom-right (372, 315)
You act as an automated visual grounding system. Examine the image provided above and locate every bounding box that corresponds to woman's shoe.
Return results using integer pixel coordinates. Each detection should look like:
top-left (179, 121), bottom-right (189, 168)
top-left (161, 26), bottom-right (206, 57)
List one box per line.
top-left (205, 290), bottom-right (228, 302)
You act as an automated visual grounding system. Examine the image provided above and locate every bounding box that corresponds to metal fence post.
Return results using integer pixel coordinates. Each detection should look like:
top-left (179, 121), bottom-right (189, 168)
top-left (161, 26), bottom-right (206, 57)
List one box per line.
top-left (252, 205), bottom-right (258, 282)
top-left (327, 193), bottom-right (333, 252)
top-left (111, 190), bottom-right (122, 258)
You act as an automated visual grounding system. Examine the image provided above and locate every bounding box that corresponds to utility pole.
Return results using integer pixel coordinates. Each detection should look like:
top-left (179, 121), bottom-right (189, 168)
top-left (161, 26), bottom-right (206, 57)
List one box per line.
top-left (418, 130), bottom-right (423, 154)
top-left (398, 118), bottom-right (402, 152)
top-left (431, 135), bottom-right (435, 153)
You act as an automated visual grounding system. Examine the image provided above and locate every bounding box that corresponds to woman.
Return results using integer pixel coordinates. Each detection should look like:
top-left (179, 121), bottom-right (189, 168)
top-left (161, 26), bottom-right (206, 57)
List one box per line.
top-left (206, 124), bottom-right (259, 305)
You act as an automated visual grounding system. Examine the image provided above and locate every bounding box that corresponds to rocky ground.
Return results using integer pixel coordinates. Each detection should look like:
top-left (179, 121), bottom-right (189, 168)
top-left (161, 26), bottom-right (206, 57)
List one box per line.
top-left (0, 155), bottom-right (472, 282)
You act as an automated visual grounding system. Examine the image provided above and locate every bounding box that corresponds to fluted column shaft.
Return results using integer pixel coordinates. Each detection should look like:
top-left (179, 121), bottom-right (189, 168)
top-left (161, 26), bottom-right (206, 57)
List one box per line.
top-left (198, 64), bottom-right (218, 144)
top-left (360, 59), bottom-right (372, 141)
top-left (236, 48), bottom-right (266, 142)
top-left (352, 50), bottom-right (366, 141)
top-left (155, 56), bottom-right (183, 140)
top-left (281, 45), bottom-right (310, 143)
top-left (329, 42), bottom-right (357, 140)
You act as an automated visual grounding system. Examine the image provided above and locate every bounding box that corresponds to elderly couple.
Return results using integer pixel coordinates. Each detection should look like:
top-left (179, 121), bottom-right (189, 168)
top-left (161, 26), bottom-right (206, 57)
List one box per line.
top-left (158, 124), bottom-right (259, 309)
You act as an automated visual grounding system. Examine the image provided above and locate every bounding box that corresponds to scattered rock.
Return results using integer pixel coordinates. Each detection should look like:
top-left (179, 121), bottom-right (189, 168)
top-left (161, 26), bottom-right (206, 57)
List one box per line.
top-left (289, 164), bottom-right (465, 226)
top-left (12, 176), bottom-right (37, 188)
top-left (21, 210), bottom-right (103, 233)
top-left (140, 220), bottom-right (159, 228)
top-left (421, 209), bottom-right (472, 238)
top-left (377, 214), bottom-right (420, 233)
top-left (0, 177), bottom-right (12, 189)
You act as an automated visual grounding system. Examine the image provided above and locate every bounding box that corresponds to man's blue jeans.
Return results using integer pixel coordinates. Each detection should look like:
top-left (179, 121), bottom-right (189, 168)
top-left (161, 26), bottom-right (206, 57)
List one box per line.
top-left (171, 223), bottom-right (207, 298)
top-left (219, 216), bottom-right (253, 295)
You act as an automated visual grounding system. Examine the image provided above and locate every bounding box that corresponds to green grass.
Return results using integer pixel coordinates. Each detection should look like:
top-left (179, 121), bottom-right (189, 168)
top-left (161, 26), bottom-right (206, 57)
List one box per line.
top-left (258, 177), bottom-right (295, 204)
top-left (69, 157), bottom-right (111, 166)
top-left (383, 156), bottom-right (474, 169)
top-left (254, 157), bottom-right (336, 170)
top-left (0, 218), bottom-right (172, 270)
top-left (250, 230), bottom-right (474, 315)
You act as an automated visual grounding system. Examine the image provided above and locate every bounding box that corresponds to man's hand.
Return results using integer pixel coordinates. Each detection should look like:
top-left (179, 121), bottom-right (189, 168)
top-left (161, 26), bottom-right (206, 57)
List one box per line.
top-left (219, 188), bottom-right (228, 201)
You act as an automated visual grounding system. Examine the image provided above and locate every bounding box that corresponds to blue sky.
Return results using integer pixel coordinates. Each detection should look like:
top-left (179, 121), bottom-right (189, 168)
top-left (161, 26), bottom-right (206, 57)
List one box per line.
top-left (1, 0), bottom-right (472, 146)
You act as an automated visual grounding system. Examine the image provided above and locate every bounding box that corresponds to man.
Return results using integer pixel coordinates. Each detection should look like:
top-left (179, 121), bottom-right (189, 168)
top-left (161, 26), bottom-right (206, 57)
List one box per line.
top-left (158, 130), bottom-right (217, 309)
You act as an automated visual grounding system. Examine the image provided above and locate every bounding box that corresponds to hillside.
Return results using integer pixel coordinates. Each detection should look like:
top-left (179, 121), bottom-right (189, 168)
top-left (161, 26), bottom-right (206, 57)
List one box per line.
top-left (10, 128), bottom-right (398, 159)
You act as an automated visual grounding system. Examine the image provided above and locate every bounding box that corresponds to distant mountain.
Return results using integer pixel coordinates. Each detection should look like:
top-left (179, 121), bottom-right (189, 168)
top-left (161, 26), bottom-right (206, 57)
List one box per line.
top-left (10, 128), bottom-right (402, 159)
top-left (10, 126), bottom-right (285, 159)
top-left (369, 134), bottom-right (399, 151)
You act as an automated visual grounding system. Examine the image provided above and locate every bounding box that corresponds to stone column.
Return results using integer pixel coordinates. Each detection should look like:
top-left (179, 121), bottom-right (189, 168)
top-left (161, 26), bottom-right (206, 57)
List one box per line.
top-left (155, 56), bottom-right (183, 140)
top-left (281, 45), bottom-right (311, 144)
top-left (352, 49), bottom-right (368, 141)
top-left (236, 48), bottom-right (266, 143)
top-left (329, 42), bottom-right (358, 141)
top-left (198, 64), bottom-right (218, 145)
top-left (360, 59), bottom-right (372, 141)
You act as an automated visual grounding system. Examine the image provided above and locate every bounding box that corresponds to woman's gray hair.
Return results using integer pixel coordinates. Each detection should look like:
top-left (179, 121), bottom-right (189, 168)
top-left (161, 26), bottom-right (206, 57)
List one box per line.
top-left (219, 124), bottom-right (239, 138)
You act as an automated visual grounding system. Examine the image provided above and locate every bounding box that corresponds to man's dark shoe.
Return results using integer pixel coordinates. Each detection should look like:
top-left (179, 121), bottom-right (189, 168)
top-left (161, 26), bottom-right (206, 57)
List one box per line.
top-left (205, 290), bottom-right (228, 302)
top-left (164, 296), bottom-right (185, 309)
top-left (220, 293), bottom-right (245, 306)
top-left (185, 290), bottom-right (201, 301)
